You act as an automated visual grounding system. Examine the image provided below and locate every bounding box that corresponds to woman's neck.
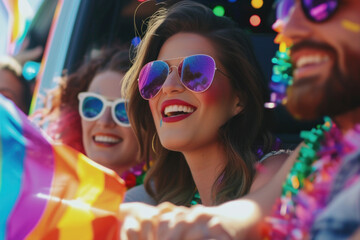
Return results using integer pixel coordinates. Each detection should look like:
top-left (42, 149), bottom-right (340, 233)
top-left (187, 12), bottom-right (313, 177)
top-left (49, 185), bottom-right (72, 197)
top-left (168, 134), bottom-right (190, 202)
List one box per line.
top-left (183, 142), bottom-right (226, 206)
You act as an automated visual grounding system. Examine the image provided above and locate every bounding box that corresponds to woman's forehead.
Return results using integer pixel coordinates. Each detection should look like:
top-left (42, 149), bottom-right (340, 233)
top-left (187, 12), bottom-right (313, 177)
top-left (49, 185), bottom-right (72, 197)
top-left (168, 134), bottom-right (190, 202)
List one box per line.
top-left (157, 32), bottom-right (218, 61)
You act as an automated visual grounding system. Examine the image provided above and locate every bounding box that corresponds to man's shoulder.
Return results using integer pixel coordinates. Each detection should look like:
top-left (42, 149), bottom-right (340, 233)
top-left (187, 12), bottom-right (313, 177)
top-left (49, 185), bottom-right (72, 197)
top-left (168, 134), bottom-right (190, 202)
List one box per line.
top-left (311, 171), bottom-right (360, 239)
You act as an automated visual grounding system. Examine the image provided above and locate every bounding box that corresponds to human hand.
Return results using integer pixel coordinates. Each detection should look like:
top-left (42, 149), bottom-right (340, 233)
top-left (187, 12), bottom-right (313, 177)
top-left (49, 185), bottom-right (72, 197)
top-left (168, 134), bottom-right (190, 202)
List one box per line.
top-left (119, 202), bottom-right (177, 240)
top-left (119, 200), bottom-right (261, 240)
top-left (155, 204), bottom-right (234, 240)
top-left (156, 200), bottom-right (263, 240)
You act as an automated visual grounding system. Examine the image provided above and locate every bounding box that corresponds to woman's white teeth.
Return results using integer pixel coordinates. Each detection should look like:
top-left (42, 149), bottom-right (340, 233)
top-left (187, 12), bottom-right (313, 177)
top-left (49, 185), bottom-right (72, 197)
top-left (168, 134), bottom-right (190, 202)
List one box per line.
top-left (94, 135), bottom-right (121, 143)
top-left (164, 105), bottom-right (194, 117)
top-left (296, 55), bottom-right (329, 68)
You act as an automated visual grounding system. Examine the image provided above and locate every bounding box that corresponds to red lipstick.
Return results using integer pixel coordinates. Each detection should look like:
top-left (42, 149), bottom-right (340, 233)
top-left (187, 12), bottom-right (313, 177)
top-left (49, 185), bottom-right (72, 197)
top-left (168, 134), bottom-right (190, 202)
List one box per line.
top-left (161, 99), bottom-right (196, 123)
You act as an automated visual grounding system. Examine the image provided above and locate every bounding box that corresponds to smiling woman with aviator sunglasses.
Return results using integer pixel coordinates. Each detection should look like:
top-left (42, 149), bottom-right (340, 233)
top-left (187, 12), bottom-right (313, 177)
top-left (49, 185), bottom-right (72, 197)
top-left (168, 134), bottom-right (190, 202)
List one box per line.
top-left (122, 1), bottom-right (289, 207)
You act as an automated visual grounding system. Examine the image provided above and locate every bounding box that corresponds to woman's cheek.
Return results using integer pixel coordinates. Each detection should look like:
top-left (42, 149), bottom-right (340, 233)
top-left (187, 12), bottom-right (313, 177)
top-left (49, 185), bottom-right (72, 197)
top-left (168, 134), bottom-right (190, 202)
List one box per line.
top-left (201, 80), bottom-right (229, 105)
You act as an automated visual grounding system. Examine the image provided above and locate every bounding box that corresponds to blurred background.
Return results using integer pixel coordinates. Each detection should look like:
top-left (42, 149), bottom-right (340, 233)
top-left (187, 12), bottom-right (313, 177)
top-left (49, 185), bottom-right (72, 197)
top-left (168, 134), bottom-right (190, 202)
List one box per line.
top-left (1, 0), bottom-right (277, 79)
top-left (1, 0), bottom-right (320, 147)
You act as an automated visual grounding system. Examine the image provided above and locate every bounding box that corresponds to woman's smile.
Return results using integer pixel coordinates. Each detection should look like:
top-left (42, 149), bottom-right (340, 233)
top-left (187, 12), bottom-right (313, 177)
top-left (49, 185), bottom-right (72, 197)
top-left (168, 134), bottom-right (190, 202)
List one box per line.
top-left (161, 99), bottom-right (197, 123)
top-left (92, 133), bottom-right (123, 147)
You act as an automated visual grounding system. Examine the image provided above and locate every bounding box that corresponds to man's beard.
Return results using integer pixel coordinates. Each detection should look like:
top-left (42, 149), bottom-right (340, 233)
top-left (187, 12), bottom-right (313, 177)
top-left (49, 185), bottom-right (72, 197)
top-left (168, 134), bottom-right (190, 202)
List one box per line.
top-left (285, 50), bottom-right (360, 120)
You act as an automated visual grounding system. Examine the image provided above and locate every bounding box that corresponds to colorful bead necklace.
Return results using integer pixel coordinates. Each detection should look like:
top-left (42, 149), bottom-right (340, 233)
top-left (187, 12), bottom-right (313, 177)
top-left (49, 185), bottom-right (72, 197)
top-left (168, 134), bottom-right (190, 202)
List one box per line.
top-left (121, 161), bottom-right (148, 189)
top-left (265, 42), bottom-right (293, 108)
top-left (190, 190), bottom-right (201, 206)
top-left (263, 117), bottom-right (360, 239)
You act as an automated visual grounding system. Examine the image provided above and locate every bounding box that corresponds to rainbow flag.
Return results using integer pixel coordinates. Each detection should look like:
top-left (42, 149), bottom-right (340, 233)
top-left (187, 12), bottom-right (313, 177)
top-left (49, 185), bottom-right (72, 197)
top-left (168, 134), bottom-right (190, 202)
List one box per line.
top-left (0, 95), bottom-right (125, 240)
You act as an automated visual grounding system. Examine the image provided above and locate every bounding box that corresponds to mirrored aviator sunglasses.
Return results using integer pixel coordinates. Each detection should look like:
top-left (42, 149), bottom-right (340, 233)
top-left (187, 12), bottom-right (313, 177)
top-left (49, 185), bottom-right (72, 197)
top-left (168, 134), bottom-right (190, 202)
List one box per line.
top-left (277, 0), bottom-right (339, 23)
top-left (138, 54), bottom-right (226, 100)
top-left (78, 92), bottom-right (130, 127)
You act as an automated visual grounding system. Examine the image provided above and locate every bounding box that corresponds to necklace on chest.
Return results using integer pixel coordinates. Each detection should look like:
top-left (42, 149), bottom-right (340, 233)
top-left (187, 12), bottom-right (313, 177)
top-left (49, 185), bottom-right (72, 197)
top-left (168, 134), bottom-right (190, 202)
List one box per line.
top-left (263, 117), bottom-right (360, 239)
top-left (121, 162), bottom-right (148, 189)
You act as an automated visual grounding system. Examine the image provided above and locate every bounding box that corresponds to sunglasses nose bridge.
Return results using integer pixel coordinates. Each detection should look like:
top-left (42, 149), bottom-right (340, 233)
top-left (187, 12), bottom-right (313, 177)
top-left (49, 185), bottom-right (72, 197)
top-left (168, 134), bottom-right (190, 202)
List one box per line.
top-left (97, 104), bottom-right (117, 126)
top-left (169, 65), bottom-right (177, 70)
top-left (169, 65), bottom-right (181, 77)
top-left (161, 66), bottom-right (185, 95)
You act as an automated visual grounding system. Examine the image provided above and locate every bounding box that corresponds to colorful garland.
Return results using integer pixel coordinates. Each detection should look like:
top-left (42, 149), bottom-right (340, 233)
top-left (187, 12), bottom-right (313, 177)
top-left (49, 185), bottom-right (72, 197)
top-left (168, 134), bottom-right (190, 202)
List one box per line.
top-left (265, 42), bottom-right (293, 108)
top-left (121, 161), bottom-right (148, 189)
top-left (262, 117), bottom-right (360, 239)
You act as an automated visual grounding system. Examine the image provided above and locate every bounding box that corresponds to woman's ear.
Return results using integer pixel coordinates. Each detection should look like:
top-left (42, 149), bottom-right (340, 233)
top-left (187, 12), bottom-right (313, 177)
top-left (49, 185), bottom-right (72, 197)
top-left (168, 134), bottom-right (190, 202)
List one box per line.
top-left (232, 92), bottom-right (246, 116)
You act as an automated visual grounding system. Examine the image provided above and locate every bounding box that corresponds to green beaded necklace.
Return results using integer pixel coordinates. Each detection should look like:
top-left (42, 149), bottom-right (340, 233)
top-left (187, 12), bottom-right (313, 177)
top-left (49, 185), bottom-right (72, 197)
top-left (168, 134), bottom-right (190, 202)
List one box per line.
top-left (190, 191), bottom-right (201, 205)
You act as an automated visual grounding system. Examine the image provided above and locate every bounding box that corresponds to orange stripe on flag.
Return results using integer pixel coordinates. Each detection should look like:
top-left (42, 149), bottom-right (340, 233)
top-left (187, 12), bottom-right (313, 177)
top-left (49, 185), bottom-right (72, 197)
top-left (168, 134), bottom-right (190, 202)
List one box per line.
top-left (26, 144), bottom-right (80, 239)
top-left (92, 174), bottom-right (125, 239)
top-left (25, 144), bottom-right (125, 240)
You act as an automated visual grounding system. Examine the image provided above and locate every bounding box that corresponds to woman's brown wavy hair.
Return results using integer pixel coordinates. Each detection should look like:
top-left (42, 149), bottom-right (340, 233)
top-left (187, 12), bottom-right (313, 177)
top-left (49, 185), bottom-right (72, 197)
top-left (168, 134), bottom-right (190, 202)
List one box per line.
top-left (122, 1), bottom-right (274, 206)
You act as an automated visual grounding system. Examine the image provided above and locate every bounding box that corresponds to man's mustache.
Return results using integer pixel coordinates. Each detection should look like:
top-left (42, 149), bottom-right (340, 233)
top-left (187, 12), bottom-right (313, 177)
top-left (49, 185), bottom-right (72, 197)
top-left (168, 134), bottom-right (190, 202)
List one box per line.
top-left (291, 40), bottom-right (336, 56)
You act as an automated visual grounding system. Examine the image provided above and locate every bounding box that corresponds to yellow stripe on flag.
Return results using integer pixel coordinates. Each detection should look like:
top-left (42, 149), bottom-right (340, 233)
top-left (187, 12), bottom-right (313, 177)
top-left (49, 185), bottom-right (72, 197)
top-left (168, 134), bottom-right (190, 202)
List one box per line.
top-left (57, 153), bottom-right (105, 240)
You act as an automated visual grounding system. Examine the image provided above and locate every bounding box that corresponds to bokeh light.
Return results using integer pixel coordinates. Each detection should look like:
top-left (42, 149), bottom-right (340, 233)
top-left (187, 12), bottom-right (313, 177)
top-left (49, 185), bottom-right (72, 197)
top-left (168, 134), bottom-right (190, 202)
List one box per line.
top-left (251, 0), bottom-right (264, 9)
top-left (249, 15), bottom-right (261, 27)
top-left (264, 102), bottom-right (276, 109)
top-left (131, 36), bottom-right (141, 47)
top-left (23, 61), bottom-right (40, 81)
top-left (213, 5), bottom-right (225, 17)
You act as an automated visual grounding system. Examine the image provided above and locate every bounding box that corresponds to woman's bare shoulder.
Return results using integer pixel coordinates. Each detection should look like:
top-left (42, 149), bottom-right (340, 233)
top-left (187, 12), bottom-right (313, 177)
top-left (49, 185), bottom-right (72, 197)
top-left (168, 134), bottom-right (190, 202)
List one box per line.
top-left (250, 150), bottom-right (291, 192)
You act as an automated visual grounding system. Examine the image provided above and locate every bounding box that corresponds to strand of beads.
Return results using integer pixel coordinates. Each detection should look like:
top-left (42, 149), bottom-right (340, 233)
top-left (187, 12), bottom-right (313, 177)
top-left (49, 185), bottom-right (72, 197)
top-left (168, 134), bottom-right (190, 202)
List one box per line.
top-left (190, 191), bottom-right (202, 206)
top-left (263, 117), bottom-right (334, 239)
top-left (282, 117), bottom-right (332, 196)
top-left (265, 42), bottom-right (293, 109)
top-left (121, 161), bottom-right (148, 189)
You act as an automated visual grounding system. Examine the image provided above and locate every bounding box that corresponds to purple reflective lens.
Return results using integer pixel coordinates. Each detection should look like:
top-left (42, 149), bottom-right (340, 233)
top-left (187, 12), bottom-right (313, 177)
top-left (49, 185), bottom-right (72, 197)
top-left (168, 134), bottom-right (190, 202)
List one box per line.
top-left (138, 61), bottom-right (169, 99)
top-left (302, 0), bottom-right (338, 22)
top-left (276, 0), bottom-right (339, 23)
top-left (180, 55), bottom-right (215, 92)
top-left (138, 54), bottom-right (217, 100)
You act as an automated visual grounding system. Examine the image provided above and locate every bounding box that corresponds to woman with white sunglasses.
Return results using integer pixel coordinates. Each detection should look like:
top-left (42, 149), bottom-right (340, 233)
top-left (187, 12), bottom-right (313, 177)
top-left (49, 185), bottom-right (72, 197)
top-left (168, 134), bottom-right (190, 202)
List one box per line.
top-left (38, 48), bottom-right (146, 188)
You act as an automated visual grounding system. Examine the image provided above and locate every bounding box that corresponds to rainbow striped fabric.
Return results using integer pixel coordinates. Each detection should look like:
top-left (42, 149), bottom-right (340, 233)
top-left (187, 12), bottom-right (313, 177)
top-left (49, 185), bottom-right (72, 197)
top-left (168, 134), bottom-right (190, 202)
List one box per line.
top-left (0, 95), bottom-right (125, 240)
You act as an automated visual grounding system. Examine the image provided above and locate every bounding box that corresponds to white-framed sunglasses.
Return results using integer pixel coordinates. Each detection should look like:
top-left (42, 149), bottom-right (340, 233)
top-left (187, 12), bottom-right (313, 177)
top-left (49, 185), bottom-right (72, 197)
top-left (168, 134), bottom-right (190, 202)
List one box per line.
top-left (78, 92), bottom-right (130, 127)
